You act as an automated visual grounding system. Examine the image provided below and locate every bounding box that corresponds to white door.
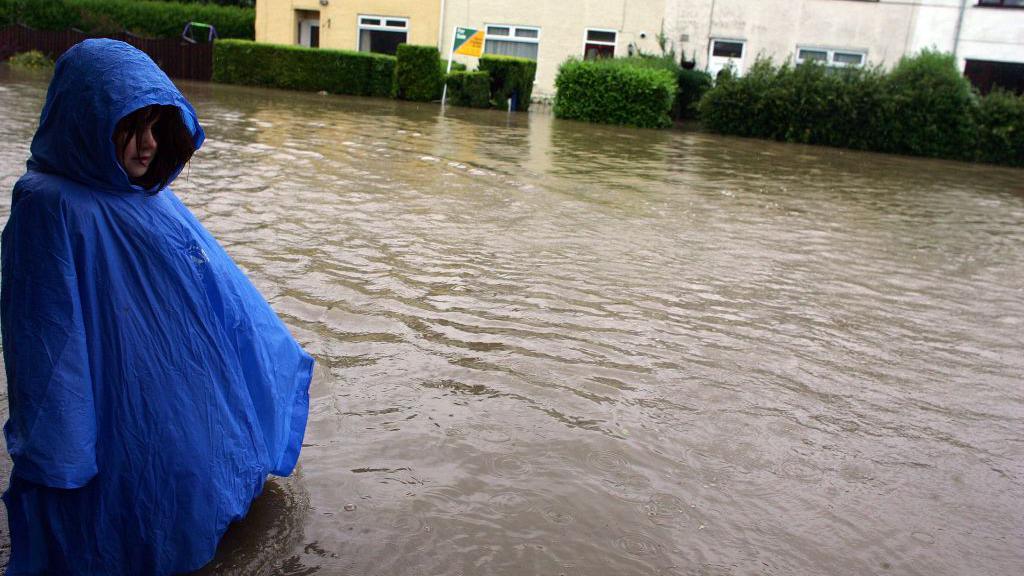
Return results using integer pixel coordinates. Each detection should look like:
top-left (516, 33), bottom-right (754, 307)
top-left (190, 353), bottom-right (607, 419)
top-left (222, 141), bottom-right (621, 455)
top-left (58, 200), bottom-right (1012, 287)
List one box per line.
top-left (708, 39), bottom-right (746, 78)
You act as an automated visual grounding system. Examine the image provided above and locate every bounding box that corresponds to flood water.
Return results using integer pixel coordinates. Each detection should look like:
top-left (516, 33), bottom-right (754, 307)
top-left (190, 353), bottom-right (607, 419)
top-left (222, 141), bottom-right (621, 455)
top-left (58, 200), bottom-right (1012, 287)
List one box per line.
top-left (1, 66), bottom-right (1022, 576)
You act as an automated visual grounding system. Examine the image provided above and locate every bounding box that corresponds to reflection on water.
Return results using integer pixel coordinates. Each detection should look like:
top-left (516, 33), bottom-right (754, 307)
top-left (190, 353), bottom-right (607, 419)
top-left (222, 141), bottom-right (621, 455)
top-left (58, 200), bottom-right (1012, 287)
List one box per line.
top-left (1, 66), bottom-right (1023, 575)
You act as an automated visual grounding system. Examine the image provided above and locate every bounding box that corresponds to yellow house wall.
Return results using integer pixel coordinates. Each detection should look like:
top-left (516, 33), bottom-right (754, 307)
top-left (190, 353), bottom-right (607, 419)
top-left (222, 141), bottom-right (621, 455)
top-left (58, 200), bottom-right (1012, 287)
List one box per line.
top-left (441, 0), bottom-right (666, 98)
top-left (256, 0), bottom-right (441, 51)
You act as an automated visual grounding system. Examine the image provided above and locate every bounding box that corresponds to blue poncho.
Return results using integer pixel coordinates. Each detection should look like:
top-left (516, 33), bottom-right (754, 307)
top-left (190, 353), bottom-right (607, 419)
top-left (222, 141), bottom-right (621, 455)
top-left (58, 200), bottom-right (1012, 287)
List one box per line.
top-left (1, 40), bottom-right (314, 574)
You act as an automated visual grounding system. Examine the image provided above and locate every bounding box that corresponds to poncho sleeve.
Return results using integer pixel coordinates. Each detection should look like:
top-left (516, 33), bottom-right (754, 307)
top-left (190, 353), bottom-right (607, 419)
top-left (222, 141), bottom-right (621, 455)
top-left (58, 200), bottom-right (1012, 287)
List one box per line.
top-left (1, 184), bottom-right (97, 489)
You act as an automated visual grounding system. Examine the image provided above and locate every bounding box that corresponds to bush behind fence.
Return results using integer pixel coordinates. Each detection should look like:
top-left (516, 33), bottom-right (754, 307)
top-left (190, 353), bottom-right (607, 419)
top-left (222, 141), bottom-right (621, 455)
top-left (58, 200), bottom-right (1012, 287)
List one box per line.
top-left (0, 0), bottom-right (254, 39)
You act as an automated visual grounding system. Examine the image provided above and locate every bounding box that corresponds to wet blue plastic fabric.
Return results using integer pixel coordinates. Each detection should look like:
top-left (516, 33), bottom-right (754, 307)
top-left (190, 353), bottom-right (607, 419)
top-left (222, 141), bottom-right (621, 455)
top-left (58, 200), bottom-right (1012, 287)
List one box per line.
top-left (1, 39), bottom-right (314, 574)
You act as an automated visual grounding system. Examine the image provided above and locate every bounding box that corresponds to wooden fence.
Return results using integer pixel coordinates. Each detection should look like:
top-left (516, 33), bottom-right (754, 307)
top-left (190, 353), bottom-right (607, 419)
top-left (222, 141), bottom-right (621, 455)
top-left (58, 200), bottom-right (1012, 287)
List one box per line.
top-left (0, 25), bottom-right (213, 81)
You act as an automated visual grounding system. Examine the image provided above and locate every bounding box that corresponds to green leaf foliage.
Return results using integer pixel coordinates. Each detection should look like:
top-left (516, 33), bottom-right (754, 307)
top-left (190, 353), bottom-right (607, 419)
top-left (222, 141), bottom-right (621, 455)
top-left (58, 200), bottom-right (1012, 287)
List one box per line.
top-left (148, 0), bottom-right (253, 7)
top-left (213, 39), bottom-right (396, 98)
top-left (676, 68), bottom-right (712, 120)
top-left (7, 49), bottom-right (53, 67)
top-left (396, 44), bottom-right (443, 102)
top-left (444, 71), bottom-right (490, 108)
top-left (884, 50), bottom-right (976, 158)
top-left (479, 55), bottom-right (537, 111)
top-left (698, 50), bottom-right (1023, 166)
top-left (553, 57), bottom-right (677, 129)
top-left (1, 0), bottom-right (254, 39)
top-left (975, 89), bottom-right (1024, 167)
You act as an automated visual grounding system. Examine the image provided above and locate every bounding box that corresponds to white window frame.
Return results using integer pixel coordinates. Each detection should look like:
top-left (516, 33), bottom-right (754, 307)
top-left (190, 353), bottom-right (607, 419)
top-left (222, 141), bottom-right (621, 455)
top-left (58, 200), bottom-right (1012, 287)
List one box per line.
top-left (796, 46), bottom-right (867, 68)
top-left (484, 24), bottom-right (541, 60)
top-left (357, 15), bottom-right (409, 52)
top-left (583, 28), bottom-right (618, 59)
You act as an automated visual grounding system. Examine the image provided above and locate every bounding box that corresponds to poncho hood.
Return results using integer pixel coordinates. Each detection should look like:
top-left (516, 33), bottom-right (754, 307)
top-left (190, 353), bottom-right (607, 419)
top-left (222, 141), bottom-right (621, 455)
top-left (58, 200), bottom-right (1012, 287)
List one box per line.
top-left (28, 38), bottom-right (205, 193)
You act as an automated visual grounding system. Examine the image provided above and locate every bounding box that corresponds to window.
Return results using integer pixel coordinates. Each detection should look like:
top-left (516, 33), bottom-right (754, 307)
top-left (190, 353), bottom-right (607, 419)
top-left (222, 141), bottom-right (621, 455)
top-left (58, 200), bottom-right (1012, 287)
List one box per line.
top-left (584, 29), bottom-right (617, 60)
top-left (712, 40), bottom-right (744, 59)
top-left (358, 15), bottom-right (408, 55)
top-left (296, 10), bottom-right (320, 48)
top-left (965, 59), bottom-right (1024, 95)
top-left (977, 1), bottom-right (1024, 7)
top-left (485, 25), bottom-right (540, 60)
top-left (797, 47), bottom-right (866, 68)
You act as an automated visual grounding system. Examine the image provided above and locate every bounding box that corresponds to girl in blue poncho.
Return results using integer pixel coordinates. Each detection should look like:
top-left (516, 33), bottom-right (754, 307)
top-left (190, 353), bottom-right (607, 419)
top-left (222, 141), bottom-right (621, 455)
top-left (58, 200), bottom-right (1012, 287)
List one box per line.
top-left (1, 40), bottom-right (314, 574)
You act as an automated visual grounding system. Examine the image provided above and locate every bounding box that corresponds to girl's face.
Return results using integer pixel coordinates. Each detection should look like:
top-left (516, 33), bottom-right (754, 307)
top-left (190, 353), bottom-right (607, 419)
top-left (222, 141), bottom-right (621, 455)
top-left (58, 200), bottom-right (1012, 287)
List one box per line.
top-left (118, 117), bottom-right (159, 180)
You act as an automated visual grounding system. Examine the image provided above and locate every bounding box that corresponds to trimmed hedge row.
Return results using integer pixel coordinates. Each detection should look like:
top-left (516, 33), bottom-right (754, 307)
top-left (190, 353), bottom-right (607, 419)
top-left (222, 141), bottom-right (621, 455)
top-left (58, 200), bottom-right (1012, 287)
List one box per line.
top-left (479, 55), bottom-right (536, 111)
top-left (0, 0), bottom-right (254, 39)
top-left (213, 39), bottom-right (395, 98)
top-left (150, 0), bottom-right (253, 7)
top-left (445, 71), bottom-right (490, 108)
top-left (698, 51), bottom-right (1024, 167)
top-left (554, 58), bottom-right (677, 128)
top-left (396, 44), bottom-right (442, 102)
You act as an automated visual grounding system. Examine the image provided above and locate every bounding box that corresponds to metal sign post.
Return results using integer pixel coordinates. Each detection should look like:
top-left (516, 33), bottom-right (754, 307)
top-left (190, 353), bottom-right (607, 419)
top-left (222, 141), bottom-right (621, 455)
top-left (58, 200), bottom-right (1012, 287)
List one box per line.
top-left (442, 27), bottom-right (485, 107)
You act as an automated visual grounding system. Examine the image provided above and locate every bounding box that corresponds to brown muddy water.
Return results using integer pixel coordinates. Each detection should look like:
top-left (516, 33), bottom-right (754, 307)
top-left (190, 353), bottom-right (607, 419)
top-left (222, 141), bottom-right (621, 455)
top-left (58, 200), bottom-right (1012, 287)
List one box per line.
top-left (0, 65), bottom-right (1022, 576)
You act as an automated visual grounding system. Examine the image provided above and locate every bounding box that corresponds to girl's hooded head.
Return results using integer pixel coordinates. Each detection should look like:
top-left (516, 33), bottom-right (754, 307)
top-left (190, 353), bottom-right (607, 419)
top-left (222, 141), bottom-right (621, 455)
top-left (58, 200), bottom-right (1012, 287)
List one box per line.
top-left (28, 39), bottom-right (206, 194)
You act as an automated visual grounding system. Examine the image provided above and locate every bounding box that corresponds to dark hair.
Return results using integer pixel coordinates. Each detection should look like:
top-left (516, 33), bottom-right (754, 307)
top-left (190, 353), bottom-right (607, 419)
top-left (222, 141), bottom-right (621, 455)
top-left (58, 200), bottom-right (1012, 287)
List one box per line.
top-left (113, 104), bottom-right (196, 192)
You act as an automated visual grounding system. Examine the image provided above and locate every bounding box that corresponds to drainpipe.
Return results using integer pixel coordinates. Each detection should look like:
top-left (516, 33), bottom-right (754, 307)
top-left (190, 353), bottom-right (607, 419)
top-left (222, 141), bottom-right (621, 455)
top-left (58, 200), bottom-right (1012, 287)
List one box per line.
top-left (438, 0), bottom-right (447, 51)
top-left (952, 0), bottom-right (967, 62)
top-left (705, 0), bottom-right (717, 70)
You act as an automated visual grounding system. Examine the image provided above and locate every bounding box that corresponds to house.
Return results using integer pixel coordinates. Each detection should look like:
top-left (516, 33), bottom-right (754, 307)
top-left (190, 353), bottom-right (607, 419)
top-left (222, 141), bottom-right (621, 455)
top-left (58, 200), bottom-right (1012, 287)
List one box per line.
top-left (912, 0), bottom-right (1024, 94)
top-left (255, 0), bottom-right (668, 97)
top-left (439, 0), bottom-right (667, 98)
top-left (253, 1), bottom-right (1024, 99)
top-left (255, 0), bottom-right (441, 55)
top-left (663, 0), bottom-right (1024, 93)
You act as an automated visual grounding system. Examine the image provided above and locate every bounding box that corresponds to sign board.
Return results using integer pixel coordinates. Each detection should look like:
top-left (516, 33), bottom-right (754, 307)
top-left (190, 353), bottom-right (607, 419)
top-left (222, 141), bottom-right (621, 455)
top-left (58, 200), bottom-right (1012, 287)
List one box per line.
top-left (454, 28), bottom-right (485, 58)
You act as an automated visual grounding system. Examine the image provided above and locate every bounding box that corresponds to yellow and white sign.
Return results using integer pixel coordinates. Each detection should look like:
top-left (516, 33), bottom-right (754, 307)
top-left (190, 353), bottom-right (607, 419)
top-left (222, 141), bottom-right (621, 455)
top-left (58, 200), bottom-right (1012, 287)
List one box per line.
top-left (453, 27), bottom-right (485, 58)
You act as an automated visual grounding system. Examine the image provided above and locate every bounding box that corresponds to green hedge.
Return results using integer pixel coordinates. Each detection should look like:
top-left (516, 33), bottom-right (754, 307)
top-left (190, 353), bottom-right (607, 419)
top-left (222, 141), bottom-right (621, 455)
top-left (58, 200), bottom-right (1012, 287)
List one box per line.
top-left (698, 50), bottom-right (1024, 166)
top-left (479, 55), bottom-right (536, 111)
top-left (976, 89), bottom-right (1024, 167)
top-left (0, 0), bottom-right (254, 39)
top-left (677, 68), bottom-right (712, 120)
top-left (396, 44), bottom-right (442, 102)
top-left (213, 39), bottom-right (396, 98)
top-left (444, 71), bottom-right (490, 108)
top-left (698, 58), bottom-right (891, 148)
top-left (553, 58), bottom-right (677, 128)
top-left (150, 0), bottom-right (253, 7)
top-left (601, 56), bottom-right (712, 120)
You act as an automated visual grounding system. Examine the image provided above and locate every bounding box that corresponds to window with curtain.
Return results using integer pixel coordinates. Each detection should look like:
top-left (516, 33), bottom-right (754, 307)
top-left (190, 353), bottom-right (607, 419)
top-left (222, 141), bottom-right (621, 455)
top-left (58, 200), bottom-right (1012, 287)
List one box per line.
top-left (484, 25), bottom-right (540, 60)
top-left (584, 29), bottom-right (617, 60)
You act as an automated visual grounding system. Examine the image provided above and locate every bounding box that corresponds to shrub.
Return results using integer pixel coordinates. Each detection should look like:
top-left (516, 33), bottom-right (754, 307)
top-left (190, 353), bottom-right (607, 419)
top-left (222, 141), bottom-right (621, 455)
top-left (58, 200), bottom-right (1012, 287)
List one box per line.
top-left (444, 71), bottom-right (490, 108)
top-left (975, 89), bottom-right (1024, 167)
top-left (213, 39), bottom-right (396, 98)
top-left (479, 55), bottom-right (536, 111)
top-left (1, 0), bottom-right (254, 39)
top-left (677, 68), bottom-right (712, 119)
top-left (7, 49), bottom-right (54, 67)
top-left (697, 51), bottom-right (1024, 165)
top-left (149, 0), bottom-right (253, 7)
top-left (883, 50), bottom-right (976, 159)
top-left (396, 44), bottom-right (443, 102)
top-left (554, 57), bottom-right (676, 128)
top-left (440, 59), bottom-right (466, 75)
